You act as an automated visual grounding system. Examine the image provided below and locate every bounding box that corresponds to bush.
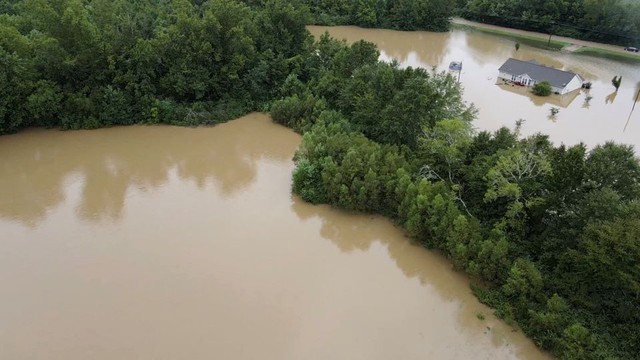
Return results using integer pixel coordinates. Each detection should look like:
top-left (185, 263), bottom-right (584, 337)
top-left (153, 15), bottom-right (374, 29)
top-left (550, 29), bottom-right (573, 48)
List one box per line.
top-left (532, 81), bottom-right (552, 96)
top-left (270, 94), bottom-right (326, 133)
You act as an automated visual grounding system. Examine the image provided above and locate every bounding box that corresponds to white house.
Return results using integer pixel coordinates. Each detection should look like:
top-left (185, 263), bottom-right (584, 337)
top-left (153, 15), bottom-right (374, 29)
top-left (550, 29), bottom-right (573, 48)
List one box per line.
top-left (498, 58), bottom-right (583, 95)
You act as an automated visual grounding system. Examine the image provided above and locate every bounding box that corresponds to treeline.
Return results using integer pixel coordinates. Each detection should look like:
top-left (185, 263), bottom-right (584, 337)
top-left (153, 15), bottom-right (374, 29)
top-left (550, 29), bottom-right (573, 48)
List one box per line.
top-left (457, 0), bottom-right (640, 46)
top-left (299, 0), bottom-right (453, 31)
top-left (0, 0), bottom-right (312, 134)
top-left (273, 34), bottom-right (640, 359)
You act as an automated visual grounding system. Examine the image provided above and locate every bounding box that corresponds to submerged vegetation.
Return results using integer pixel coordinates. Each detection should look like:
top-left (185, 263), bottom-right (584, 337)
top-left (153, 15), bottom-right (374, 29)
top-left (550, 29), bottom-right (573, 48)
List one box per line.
top-left (2, 1), bottom-right (640, 359)
top-left (532, 81), bottom-right (553, 96)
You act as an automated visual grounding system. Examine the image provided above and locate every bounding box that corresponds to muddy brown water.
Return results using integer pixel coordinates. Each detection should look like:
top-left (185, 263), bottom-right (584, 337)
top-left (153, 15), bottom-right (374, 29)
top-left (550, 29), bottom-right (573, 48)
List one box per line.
top-left (309, 26), bottom-right (640, 149)
top-left (0, 114), bottom-right (549, 359)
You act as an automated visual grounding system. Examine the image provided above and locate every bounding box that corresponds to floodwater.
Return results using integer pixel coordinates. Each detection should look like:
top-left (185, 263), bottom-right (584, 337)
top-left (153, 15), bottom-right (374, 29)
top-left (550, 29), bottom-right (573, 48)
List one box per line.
top-left (0, 114), bottom-right (549, 359)
top-left (308, 26), bottom-right (640, 149)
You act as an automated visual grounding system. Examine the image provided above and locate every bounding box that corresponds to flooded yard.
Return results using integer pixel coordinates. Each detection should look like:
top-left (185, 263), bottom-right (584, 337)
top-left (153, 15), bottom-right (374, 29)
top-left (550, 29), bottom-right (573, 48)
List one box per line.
top-left (308, 26), bottom-right (640, 149)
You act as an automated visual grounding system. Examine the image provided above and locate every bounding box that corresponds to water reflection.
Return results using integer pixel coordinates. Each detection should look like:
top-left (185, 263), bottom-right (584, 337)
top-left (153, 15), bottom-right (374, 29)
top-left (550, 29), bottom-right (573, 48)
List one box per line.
top-left (0, 116), bottom-right (553, 360)
top-left (311, 26), bottom-right (451, 68)
top-left (292, 195), bottom-right (477, 301)
top-left (290, 195), bottom-right (550, 360)
top-left (496, 82), bottom-right (581, 108)
top-left (0, 113), bottom-right (298, 226)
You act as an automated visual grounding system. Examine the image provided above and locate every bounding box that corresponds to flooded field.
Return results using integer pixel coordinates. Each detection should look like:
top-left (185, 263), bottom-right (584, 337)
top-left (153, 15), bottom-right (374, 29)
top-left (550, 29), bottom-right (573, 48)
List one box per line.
top-left (0, 114), bottom-right (549, 359)
top-left (308, 26), bottom-right (640, 149)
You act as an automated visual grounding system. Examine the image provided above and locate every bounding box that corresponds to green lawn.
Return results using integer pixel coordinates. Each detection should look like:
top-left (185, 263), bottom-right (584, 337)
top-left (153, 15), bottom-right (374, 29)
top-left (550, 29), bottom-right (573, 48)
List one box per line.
top-left (574, 47), bottom-right (640, 63)
top-left (452, 24), bottom-right (568, 50)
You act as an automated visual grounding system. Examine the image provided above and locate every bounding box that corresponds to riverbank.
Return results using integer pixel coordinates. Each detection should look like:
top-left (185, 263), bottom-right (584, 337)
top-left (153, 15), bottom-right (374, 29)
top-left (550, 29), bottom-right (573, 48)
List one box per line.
top-left (451, 18), bottom-right (640, 63)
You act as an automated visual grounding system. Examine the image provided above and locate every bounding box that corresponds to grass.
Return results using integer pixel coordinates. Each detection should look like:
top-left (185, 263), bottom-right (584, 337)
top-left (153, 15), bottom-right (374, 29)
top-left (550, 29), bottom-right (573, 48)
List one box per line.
top-left (476, 312), bottom-right (486, 320)
top-left (452, 24), bottom-right (568, 50)
top-left (574, 47), bottom-right (640, 63)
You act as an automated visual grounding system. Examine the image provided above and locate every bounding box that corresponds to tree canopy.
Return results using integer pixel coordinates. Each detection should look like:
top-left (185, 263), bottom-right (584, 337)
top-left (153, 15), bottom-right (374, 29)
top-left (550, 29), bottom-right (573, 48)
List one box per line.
top-left (301, 0), bottom-right (454, 31)
top-left (458, 0), bottom-right (640, 46)
top-left (0, 0), bottom-right (314, 133)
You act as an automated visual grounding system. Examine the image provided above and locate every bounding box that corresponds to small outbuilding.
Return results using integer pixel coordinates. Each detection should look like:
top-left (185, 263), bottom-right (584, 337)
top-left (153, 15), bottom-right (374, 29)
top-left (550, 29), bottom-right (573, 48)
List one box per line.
top-left (498, 58), bottom-right (583, 95)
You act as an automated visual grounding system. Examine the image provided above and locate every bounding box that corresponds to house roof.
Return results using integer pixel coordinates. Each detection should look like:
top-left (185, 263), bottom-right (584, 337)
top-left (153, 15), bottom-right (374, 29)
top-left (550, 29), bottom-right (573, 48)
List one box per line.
top-left (498, 58), bottom-right (581, 89)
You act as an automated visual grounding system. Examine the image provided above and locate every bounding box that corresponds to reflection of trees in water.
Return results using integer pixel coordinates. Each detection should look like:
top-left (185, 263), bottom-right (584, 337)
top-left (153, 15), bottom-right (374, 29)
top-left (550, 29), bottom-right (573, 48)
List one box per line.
top-left (289, 194), bottom-right (547, 358)
top-left (289, 194), bottom-right (467, 303)
top-left (378, 31), bottom-right (451, 67)
top-left (0, 114), bottom-right (299, 226)
top-left (496, 83), bottom-right (580, 108)
top-left (310, 26), bottom-right (451, 68)
top-left (77, 160), bottom-right (131, 222)
top-left (606, 91), bottom-right (618, 104)
top-left (0, 139), bottom-right (68, 227)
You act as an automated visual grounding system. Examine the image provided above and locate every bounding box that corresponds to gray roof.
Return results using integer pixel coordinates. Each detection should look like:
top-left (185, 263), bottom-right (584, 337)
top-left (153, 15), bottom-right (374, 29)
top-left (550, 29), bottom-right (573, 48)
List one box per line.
top-left (498, 58), bottom-right (581, 89)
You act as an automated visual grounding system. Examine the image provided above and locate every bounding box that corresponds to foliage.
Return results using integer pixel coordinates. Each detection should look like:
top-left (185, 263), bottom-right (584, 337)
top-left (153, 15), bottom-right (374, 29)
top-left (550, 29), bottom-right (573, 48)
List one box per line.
top-left (0, 0), bottom-right (313, 134)
top-left (532, 81), bottom-right (552, 96)
top-left (612, 75), bottom-right (622, 91)
top-left (302, 0), bottom-right (454, 31)
top-left (458, 0), bottom-right (640, 46)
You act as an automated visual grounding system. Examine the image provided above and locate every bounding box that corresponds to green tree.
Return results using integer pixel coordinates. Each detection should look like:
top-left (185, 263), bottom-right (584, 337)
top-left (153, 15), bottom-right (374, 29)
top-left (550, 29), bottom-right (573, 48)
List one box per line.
top-left (532, 81), bottom-right (552, 96)
top-left (255, 0), bottom-right (311, 58)
top-left (585, 142), bottom-right (640, 200)
top-left (612, 75), bottom-right (622, 91)
top-left (502, 258), bottom-right (543, 307)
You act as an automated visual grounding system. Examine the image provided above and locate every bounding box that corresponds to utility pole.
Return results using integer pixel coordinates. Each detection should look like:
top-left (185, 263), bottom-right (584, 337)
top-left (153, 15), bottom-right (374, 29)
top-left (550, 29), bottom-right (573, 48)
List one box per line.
top-left (547, 33), bottom-right (552, 47)
top-left (624, 87), bottom-right (640, 132)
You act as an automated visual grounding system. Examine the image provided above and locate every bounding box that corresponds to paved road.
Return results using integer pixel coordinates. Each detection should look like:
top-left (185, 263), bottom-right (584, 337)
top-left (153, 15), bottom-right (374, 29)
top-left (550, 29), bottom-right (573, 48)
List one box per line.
top-left (451, 18), bottom-right (638, 55)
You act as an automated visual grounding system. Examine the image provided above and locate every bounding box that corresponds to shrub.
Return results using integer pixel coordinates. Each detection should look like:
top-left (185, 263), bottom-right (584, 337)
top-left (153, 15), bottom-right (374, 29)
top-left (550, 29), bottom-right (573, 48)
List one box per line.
top-left (532, 81), bottom-right (552, 96)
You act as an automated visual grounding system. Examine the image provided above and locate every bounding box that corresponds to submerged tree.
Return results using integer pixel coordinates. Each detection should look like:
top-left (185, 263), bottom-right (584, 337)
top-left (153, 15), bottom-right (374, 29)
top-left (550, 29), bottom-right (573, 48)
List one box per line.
top-left (612, 76), bottom-right (622, 91)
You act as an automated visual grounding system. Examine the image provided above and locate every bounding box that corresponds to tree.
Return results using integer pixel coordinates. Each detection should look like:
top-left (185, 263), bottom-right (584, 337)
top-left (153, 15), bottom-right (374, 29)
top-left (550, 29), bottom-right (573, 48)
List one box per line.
top-left (484, 147), bottom-right (551, 218)
top-left (612, 75), bottom-right (622, 91)
top-left (255, 0), bottom-right (312, 58)
top-left (351, 0), bottom-right (381, 27)
top-left (532, 81), bottom-right (552, 96)
top-left (585, 142), bottom-right (640, 200)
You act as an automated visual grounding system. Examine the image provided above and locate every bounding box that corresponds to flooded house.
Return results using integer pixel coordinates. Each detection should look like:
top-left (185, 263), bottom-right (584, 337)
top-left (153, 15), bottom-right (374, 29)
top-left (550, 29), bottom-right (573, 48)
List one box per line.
top-left (498, 58), bottom-right (584, 94)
